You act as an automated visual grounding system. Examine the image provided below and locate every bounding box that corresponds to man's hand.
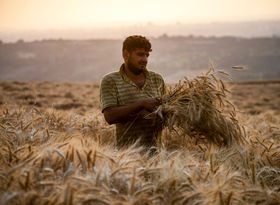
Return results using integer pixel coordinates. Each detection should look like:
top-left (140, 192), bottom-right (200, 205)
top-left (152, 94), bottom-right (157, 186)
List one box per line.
top-left (103, 97), bottom-right (161, 124)
top-left (140, 98), bottom-right (161, 112)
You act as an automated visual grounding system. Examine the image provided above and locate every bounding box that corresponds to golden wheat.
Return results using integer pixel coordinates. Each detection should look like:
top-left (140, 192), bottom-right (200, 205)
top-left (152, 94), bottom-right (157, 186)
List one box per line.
top-left (153, 68), bottom-right (245, 147)
top-left (0, 79), bottom-right (280, 204)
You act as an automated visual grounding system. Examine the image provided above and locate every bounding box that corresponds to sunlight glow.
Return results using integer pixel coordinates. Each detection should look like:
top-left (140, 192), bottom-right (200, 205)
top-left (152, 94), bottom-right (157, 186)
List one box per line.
top-left (0, 0), bottom-right (280, 30)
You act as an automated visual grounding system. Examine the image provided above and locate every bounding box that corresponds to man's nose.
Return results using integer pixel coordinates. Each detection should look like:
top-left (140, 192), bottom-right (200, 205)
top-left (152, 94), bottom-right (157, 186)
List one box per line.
top-left (142, 55), bottom-right (148, 62)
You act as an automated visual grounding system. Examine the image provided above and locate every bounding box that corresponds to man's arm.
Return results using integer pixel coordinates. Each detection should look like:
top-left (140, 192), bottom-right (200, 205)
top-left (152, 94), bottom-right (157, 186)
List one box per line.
top-left (103, 98), bottom-right (160, 124)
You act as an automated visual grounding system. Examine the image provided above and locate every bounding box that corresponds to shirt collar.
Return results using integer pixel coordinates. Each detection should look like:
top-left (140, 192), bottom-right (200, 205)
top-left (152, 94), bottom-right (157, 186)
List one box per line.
top-left (119, 64), bottom-right (150, 88)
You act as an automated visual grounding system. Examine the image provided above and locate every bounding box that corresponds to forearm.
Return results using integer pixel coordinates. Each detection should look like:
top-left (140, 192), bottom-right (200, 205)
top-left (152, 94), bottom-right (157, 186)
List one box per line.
top-left (103, 101), bottom-right (144, 124)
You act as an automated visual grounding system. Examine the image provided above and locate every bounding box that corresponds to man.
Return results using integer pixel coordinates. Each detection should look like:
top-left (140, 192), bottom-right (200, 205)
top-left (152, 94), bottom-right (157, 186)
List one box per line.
top-left (100, 35), bottom-right (166, 148)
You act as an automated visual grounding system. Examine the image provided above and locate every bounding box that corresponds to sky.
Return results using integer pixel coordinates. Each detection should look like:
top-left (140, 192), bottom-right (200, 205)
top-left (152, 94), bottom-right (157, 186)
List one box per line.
top-left (1, 0), bottom-right (280, 31)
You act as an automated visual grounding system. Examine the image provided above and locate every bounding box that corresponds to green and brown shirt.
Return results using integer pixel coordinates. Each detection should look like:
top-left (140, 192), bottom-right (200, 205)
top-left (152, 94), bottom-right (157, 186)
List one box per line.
top-left (100, 64), bottom-right (166, 147)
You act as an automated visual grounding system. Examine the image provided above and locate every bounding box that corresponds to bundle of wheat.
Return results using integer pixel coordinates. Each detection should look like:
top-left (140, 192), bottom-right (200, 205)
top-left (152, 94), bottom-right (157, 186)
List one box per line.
top-left (154, 68), bottom-right (246, 146)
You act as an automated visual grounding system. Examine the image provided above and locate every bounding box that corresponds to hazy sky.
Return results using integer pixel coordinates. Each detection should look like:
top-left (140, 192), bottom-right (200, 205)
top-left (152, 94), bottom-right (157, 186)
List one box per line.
top-left (1, 0), bottom-right (280, 30)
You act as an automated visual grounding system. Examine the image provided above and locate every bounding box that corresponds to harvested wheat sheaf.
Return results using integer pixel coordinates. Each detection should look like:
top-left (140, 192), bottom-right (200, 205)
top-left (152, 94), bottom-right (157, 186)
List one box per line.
top-left (154, 68), bottom-right (245, 147)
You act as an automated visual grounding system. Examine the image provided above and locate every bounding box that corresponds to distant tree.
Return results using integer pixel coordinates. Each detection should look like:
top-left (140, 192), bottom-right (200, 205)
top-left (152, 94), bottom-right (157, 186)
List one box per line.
top-left (158, 33), bottom-right (169, 39)
top-left (16, 39), bottom-right (24, 44)
top-left (186, 35), bottom-right (194, 40)
top-left (208, 36), bottom-right (216, 40)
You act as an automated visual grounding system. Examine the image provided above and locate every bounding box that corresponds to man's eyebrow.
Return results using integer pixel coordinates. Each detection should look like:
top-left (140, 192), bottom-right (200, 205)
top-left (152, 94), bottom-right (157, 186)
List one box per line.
top-left (137, 51), bottom-right (149, 56)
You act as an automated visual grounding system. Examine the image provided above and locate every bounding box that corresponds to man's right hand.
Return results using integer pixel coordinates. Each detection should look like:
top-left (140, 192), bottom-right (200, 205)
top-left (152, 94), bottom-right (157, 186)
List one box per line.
top-left (140, 98), bottom-right (161, 112)
top-left (103, 97), bottom-right (161, 124)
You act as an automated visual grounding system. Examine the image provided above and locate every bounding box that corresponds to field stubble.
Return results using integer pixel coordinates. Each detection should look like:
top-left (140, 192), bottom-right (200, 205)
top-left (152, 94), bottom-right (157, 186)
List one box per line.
top-left (0, 76), bottom-right (280, 205)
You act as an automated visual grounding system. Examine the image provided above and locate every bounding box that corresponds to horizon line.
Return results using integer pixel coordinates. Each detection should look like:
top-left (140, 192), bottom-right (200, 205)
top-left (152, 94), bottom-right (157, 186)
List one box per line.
top-left (2, 34), bottom-right (280, 44)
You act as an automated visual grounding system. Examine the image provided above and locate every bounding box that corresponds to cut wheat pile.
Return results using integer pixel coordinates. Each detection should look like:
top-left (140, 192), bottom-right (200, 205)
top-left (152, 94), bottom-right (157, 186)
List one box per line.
top-left (155, 68), bottom-right (245, 147)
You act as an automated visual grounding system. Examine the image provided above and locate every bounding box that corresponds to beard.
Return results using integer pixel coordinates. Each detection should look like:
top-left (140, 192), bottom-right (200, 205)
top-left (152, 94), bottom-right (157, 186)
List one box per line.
top-left (127, 59), bottom-right (145, 75)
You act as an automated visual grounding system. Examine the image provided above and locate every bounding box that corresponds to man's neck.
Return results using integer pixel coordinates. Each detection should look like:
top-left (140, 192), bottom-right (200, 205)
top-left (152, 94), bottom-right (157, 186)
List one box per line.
top-left (124, 64), bottom-right (146, 88)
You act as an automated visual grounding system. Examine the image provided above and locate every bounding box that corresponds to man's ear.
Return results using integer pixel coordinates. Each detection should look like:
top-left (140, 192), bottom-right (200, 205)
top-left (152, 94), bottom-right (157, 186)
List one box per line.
top-left (123, 49), bottom-right (129, 62)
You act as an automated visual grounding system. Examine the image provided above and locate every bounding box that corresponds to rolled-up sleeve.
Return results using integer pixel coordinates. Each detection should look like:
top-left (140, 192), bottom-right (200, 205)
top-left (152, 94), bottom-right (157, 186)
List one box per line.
top-left (100, 75), bottom-right (118, 112)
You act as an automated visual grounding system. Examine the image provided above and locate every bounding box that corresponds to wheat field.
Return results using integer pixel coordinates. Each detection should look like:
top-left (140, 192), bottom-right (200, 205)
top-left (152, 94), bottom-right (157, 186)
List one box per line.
top-left (0, 76), bottom-right (280, 205)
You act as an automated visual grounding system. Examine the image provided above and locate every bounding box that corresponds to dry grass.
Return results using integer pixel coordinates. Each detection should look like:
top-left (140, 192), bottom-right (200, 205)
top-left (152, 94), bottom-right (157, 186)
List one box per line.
top-left (0, 77), bottom-right (280, 205)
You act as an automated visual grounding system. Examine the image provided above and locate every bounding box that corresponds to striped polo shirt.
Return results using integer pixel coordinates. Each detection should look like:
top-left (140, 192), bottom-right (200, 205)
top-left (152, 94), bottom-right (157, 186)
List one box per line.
top-left (100, 64), bottom-right (166, 148)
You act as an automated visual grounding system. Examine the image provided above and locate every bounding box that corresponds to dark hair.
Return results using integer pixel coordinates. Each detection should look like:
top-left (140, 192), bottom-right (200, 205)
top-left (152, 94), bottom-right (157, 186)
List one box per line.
top-left (122, 35), bottom-right (152, 52)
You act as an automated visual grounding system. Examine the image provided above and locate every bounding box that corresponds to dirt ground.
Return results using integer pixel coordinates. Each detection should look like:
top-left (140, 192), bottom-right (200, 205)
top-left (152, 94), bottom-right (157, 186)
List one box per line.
top-left (0, 81), bottom-right (279, 116)
top-left (229, 82), bottom-right (280, 115)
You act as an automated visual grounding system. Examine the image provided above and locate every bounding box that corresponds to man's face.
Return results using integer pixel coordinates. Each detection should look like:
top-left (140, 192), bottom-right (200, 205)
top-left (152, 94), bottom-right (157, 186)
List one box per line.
top-left (126, 48), bottom-right (150, 75)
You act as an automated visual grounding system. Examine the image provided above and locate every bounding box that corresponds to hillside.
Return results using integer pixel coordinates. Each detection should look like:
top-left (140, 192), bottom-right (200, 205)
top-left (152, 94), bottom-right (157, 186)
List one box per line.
top-left (0, 36), bottom-right (280, 82)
